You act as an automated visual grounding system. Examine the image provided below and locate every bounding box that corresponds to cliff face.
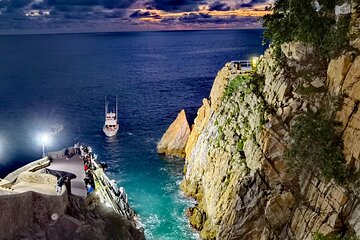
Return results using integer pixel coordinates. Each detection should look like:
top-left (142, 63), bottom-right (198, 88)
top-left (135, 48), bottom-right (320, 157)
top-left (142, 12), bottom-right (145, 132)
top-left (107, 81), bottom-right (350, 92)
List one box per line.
top-left (157, 109), bottom-right (191, 158)
top-left (181, 5), bottom-right (360, 239)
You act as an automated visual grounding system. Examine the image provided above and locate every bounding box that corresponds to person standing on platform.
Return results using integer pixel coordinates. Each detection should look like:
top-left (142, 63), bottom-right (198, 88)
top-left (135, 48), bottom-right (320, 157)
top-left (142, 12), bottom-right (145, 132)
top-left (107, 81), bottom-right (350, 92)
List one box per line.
top-left (56, 177), bottom-right (64, 195)
top-left (86, 183), bottom-right (94, 195)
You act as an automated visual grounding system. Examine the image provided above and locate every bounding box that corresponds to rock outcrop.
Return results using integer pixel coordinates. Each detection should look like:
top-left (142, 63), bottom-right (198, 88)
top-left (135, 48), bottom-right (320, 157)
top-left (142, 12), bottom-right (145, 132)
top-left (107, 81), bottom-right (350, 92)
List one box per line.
top-left (185, 99), bottom-right (211, 158)
top-left (329, 53), bottom-right (360, 171)
top-left (179, 5), bottom-right (360, 239)
top-left (185, 63), bottom-right (236, 158)
top-left (281, 42), bottom-right (314, 62)
top-left (351, 0), bottom-right (360, 50)
top-left (157, 109), bottom-right (191, 158)
top-left (7, 194), bottom-right (144, 240)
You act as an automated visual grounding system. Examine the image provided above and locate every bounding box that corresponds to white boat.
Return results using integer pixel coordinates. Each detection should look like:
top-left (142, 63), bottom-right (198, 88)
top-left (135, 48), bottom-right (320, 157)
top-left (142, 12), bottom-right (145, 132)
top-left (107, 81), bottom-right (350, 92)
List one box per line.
top-left (103, 96), bottom-right (119, 137)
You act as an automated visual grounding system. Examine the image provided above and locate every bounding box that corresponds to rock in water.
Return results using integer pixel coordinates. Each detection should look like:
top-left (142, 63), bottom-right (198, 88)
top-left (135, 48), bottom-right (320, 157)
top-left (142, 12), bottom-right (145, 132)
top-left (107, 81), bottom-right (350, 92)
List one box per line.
top-left (157, 109), bottom-right (190, 158)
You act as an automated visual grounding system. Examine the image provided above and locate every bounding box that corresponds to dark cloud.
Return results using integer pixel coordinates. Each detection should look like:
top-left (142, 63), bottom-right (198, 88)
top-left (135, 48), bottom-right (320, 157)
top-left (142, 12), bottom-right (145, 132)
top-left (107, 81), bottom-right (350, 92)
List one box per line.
top-left (145, 0), bottom-right (205, 12)
top-left (178, 12), bottom-right (211, 22)
top-left (9, 0), bottom-right (33, 8)
top-left (101, 0), bottom-right (135, 9)
top-left (0, 0), bottom-right (135, 31)
top-left (3, 0), bottom-right (136, 12)
top-left (237, 0), bottom-right (269, 8)
top-left (208, 1), bottom-right (230, 11)
top-left (46, 0), bottom-right (99, 7)
top-left (129, 10), bottom-right (151, 18)
top-left (128, 9), bottom-right (161, 21)
top-left (0, 0), bottom-right (31, 13)
top-left (30, 2), bottom-right (50, 10)
top-left (105, 9), bottom-right (127, 18)
top-left (47, 0), bottom-right (136, 9)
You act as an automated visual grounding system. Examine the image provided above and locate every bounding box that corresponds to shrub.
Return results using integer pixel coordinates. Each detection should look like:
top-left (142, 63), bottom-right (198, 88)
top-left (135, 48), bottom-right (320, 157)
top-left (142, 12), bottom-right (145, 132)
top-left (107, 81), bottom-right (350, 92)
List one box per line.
top-left (313, 233), bottom-right (360, 240)
top-left (237, 139), bottom-right (245, 151)
top-left (285, 110), bottom-right (347, 183)
top-left (320, 16), bottom-right (351, 58)
top-left (224, 75), bottom-right (251, 98)
top-left (295, 84), bottom-right (325, 95)
top-left (224, 74), bottom-right (265, 99)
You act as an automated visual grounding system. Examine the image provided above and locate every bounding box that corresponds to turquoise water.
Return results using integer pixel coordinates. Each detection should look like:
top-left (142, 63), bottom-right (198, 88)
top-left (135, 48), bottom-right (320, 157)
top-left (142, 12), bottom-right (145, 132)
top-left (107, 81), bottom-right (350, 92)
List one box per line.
top-left (103, 137), bottom-right (199, 239)
top-left (0, 30), bottom-right (266, 239)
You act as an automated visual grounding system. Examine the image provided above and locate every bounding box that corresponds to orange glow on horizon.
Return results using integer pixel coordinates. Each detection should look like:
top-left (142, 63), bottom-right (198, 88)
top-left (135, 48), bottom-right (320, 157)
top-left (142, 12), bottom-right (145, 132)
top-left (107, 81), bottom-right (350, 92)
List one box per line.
top-left (134, 8), bottom-right (272, 23)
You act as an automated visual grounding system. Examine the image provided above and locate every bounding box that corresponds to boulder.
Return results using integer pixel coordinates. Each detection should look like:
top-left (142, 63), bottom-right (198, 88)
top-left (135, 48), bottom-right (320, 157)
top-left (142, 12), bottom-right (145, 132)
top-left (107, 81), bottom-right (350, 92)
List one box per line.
top-left (281, 42), bottom-right (314, 62)
top-left (310, 78), bottom-right (325, 88)
top-left (264, 192), bottom-right (296, 233)
top-left (157, 109), bottom-right (191, 158)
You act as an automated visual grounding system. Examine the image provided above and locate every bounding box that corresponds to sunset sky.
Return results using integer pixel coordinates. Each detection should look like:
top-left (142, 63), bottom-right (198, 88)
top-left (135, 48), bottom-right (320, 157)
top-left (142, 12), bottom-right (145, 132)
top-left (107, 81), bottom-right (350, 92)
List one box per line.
top-left (0, 0), bottom-right (273, 34)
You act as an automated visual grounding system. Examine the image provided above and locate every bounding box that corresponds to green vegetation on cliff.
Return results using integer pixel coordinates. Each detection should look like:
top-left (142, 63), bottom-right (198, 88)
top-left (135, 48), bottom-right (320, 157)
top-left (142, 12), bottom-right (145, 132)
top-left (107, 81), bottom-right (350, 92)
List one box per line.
top-left (314, 233), bottom-right (360, 240)
top-left (223, 74), bottom-right (265, 98)
top-left (263, 0), bottom-right (351, 60)
top-left (285, 110), bottom-right (347, 182)
top-left (214, 73), bottom-right (267, 174)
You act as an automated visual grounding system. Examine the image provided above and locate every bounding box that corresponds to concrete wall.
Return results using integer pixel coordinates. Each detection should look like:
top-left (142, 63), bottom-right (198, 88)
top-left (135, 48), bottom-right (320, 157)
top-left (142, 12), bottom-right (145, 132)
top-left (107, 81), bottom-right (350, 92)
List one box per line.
top-left (0, 191), bottom-right (68, 240)
top-left (4, 157), bottom-right (49, 182)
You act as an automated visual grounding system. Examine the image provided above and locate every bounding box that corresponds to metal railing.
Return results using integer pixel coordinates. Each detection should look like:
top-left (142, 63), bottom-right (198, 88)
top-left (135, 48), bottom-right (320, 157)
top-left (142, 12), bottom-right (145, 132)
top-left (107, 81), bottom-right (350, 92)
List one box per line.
top-left (230, 60), bottom-right (253, 73)
top-left (232, 60), bottom-right (251, 67)
top-left (85, 147), bottom-right (142, 230)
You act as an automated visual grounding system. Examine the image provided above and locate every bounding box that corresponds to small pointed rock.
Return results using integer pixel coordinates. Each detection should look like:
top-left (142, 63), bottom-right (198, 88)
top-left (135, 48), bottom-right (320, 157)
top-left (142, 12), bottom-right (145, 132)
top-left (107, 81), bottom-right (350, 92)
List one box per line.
top-left (157, 109), bottom-right (191, 158)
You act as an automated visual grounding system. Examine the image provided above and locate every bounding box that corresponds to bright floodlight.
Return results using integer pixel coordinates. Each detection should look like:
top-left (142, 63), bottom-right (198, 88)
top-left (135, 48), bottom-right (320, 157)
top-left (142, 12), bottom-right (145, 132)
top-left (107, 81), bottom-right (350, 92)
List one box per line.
top-left (38, 133), bottom-right (51, 157)
top-left (40, 133), bottom-right (50, 145)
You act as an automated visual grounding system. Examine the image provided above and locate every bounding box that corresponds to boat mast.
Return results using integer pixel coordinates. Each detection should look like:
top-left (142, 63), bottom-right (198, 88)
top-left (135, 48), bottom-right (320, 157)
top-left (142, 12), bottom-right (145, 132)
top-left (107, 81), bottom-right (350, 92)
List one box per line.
top-left (116, 95), bottom-right (118, 121)
top-left (105, 96), bottom-right (108, 121)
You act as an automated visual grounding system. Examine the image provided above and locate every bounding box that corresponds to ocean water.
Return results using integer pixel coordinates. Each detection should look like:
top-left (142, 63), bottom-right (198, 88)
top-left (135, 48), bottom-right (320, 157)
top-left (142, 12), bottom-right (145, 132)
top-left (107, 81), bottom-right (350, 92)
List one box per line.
top-left (0, 30), bottom-right (266, 239)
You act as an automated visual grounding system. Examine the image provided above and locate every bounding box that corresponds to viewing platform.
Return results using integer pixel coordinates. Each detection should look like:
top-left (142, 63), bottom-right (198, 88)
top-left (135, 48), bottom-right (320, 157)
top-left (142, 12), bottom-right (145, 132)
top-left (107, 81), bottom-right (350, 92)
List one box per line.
top-left (0, 144), bottom-right (144, 239)
top-left (230, 57), bottom-right (259, 74)
top-left (47, 153), bottom-right (87, 197)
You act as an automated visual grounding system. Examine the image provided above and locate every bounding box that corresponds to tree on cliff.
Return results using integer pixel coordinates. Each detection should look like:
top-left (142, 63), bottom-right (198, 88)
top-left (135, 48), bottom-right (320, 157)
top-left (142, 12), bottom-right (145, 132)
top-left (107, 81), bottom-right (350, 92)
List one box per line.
top-left (263, 0), bottom-right (351, 60)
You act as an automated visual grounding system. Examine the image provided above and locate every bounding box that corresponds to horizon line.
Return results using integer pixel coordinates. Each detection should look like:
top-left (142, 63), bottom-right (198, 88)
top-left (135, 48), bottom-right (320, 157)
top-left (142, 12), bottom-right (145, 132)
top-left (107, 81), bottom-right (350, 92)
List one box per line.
top-left (0, 27), bottom-right (265, 36)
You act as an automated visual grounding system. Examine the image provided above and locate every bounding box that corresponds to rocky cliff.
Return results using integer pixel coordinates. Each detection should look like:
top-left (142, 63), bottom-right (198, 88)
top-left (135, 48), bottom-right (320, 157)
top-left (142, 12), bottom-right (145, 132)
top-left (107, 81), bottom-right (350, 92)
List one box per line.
top-left (157, 109), bottom-right (191, 158)
top-left (180, 3), bottom-right (360, 239)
